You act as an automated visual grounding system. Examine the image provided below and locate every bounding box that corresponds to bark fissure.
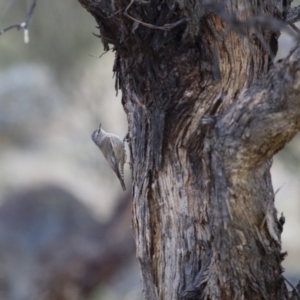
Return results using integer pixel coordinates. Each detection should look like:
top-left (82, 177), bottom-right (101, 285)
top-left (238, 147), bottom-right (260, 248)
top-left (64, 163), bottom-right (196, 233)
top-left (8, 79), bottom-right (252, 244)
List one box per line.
top-left (218, 46), bottom-right (300, 171)
top-left (78, 0), bottom-right (300, 299)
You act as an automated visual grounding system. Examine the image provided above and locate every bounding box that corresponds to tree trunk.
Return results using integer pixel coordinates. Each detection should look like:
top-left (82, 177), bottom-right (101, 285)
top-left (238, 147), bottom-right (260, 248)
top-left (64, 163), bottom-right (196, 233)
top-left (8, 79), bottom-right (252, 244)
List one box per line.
top-left (78, 1), bottom-right (300, 299)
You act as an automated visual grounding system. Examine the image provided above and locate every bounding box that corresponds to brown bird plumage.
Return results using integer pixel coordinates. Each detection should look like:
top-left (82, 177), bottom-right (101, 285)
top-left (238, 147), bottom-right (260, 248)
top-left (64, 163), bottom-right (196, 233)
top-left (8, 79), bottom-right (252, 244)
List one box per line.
top-left (91, 124), bottom-right (126, 190)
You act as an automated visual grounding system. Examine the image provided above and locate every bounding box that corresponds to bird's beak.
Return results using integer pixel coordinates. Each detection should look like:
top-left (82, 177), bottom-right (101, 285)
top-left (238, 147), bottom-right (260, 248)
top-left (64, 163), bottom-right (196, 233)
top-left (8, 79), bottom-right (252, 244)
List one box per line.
top-left (98, 123), bottom-right (102, 133)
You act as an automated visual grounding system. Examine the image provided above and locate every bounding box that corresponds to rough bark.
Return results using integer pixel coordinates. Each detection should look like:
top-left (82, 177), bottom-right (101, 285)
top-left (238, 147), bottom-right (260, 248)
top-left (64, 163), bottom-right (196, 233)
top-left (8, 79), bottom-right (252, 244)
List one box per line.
top-left (78, 0), bottom-right (300, 299)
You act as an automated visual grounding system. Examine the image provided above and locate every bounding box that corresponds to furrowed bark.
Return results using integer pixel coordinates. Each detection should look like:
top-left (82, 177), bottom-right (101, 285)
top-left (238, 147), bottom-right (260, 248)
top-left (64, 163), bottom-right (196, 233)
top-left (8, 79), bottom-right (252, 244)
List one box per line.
top-left (78, 0), bottom-right (298, 299)
top-left (218, 46), bottom-right (300, 170)
top-left (287, 5), bottom-right (300, 24)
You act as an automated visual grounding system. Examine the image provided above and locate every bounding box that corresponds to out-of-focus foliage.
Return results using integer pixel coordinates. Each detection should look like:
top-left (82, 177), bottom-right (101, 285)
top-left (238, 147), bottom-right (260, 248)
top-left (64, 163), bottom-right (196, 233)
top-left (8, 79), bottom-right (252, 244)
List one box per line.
top-left (273, 0), bottom-right (300, 283)
top-left (0, 186), bottom-right (140, 300)
top-left (0, 1), bottom-right (135, 299)
top-left (0, 0), bottom-right (96, 75)
top-left (0, 0), bottom-right (129, 210)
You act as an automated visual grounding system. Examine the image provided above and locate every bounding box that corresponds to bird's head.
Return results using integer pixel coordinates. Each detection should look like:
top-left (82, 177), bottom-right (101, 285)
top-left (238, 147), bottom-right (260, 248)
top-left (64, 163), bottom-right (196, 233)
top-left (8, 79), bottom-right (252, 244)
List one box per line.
top-left (91, 123), bottom-right (102, 144)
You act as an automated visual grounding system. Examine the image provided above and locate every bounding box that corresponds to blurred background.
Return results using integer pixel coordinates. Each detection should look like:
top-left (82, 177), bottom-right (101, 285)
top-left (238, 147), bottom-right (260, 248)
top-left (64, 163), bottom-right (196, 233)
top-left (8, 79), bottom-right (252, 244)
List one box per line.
top-left (0, 0), bottom-right (299, 299)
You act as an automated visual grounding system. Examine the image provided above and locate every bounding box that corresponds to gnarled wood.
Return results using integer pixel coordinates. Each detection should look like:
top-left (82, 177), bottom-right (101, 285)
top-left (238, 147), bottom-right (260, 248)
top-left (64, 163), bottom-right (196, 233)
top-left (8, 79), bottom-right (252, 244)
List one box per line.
top-left (78, 1), bottom-right (300, 299)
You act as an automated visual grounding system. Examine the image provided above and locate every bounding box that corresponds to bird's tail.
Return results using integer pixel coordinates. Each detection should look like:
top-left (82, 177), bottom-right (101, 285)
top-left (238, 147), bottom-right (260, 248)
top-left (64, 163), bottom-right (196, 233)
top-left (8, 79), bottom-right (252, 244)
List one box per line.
top-left (117, 166), bottom-right (126, 191)
top-left (119, 177), bottom-right (126, 191)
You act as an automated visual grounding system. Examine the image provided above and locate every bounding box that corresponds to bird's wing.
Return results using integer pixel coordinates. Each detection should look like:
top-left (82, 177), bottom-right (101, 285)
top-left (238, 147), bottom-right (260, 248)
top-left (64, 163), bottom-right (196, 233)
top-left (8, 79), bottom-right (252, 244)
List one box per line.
top-left (100, 137), bottom-right (117, 171)
top-left (109, 136), bottom-right (126, 190)
top-left (110, 137), bottom-right (122, 167)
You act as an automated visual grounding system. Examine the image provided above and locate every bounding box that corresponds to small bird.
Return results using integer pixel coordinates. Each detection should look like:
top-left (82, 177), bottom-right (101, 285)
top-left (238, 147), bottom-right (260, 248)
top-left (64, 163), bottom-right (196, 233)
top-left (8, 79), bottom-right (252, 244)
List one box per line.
top-left (91, 124), bottom-right (126, 190)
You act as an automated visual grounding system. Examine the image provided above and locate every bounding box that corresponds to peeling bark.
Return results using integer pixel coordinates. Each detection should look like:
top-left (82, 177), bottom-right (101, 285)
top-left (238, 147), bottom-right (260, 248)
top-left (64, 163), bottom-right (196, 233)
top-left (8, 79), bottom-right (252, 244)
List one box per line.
top-left (78, 0), bottom-right (300, 299)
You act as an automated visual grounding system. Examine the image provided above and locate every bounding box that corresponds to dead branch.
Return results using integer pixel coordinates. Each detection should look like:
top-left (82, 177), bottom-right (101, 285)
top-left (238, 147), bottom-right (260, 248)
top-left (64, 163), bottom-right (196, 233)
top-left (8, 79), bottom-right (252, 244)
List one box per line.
top-left (287, 5), bottom-right (300, 24)
top-left (0, 0), bottom-right (37, 36)
top-left (123, 0), bottom-right (186, 31)
top-left (284, 276), bottom-right (300, 300)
